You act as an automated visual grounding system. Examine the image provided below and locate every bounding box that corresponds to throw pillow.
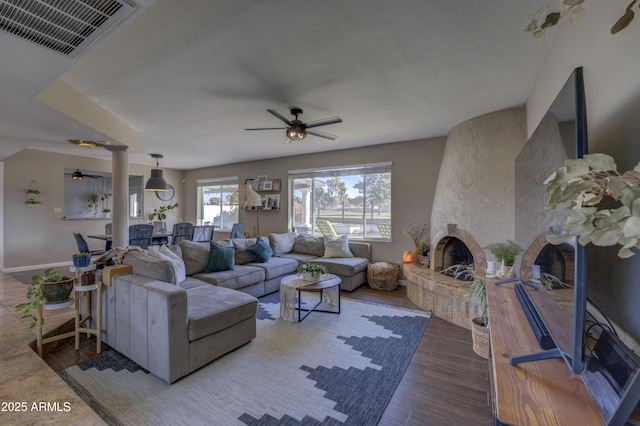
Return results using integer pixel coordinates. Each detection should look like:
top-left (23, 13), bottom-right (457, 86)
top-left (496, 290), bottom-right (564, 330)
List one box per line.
top-left (246, 236), bottom-right (273, 263)
top-left (178, 240), bottom-right (211, 275)
top-left (232, 237), bottom-right (258, 264)
top-left (205, 242), bottom-right (236, 273)
top-left (268, 232), bottom-right (297, 256)
top-left (293, 234), bottom-right (325, 257)
top-left (147, 246), bottom-right (187, 284)
top-left (323, 235), bottom-right (354, 258)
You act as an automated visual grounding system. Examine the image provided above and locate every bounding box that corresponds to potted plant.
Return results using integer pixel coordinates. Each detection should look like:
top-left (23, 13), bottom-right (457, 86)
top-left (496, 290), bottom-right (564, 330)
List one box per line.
top-left (415, 241), bottom-right (430, 268)
top-left (87, 193), bottom-right (100, 216)
top-left (15, 268), bottom-right (74, 329)
top-left (72, 252), bottom-right (92, 268)
top-left (484, 240), bottom-right (523, 277)
top-left (544, 153), bottom-right (640, 258)
top-left (297, 263), bottom-right (329, 281)
top-left (149, 202), bottom-right (180, 221)
top-left (403, 219), bottom-right (429, 264)
top-left (454, 265), bottom-right (490, 359)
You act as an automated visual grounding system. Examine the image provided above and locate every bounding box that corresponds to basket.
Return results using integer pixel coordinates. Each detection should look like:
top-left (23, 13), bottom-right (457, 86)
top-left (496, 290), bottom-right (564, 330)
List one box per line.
top-left (471, 317), bottom-right (490, 359)
top-left (367, 262), bottom-right (400, 291)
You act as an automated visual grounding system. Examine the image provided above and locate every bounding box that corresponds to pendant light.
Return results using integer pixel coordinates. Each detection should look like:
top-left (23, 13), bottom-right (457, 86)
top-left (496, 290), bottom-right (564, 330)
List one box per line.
top-left (145, 154), bottom-right (168, 191)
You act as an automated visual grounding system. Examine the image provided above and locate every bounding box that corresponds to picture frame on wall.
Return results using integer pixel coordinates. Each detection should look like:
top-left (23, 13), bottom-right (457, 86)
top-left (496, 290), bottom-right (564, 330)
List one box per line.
top-left (271, 178), bottom-right (281, 191)
top-left (262, 180), bottom-right (273, 191)
top-left (263, 194), bottom-right (280, 210)
top-left (245, 178), bottom-right (259, 191)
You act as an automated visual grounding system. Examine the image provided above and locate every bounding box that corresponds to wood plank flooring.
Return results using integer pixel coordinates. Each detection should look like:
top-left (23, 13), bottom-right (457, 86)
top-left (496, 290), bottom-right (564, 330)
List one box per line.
top-left (13, 272), bottom-right (493, 425)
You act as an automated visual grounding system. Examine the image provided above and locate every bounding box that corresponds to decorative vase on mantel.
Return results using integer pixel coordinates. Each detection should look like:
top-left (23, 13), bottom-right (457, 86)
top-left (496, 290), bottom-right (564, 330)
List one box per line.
top-left (416, 253), bottom-right (430, 268)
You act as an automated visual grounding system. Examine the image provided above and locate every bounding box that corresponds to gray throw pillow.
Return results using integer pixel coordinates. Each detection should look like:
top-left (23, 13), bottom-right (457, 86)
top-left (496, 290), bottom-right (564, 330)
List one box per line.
top-left (323, 235), bottom-right (354, 258)
top-left (178, 240), bottom-right (211, 275)
top-left (293, 234), bottom-right (325, 257)
top-left (268, 232), bottom-right (297, 256)
top-left (232, 237), bottom-right (258, 264)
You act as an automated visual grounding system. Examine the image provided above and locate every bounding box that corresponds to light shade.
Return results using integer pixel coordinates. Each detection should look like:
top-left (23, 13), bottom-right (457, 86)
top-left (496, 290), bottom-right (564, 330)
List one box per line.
top-left (145, 169), bottom-right (168, 191)
top-left (237, 184), bottom-right (262, 207)
top-left (286, 125), bottom-right (306, 140)
top-left (71, 169), bottom-right (84, 180)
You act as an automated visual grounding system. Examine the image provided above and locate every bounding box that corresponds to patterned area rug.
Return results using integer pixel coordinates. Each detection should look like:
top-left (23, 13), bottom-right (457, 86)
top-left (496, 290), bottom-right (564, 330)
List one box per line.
top-left (59, 293), bottom-right (430, 426)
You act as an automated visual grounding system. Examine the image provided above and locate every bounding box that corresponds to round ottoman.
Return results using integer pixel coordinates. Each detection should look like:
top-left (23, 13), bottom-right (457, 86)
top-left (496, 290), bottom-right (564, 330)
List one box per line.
top-left (367, 262), bottom-right (400, 291)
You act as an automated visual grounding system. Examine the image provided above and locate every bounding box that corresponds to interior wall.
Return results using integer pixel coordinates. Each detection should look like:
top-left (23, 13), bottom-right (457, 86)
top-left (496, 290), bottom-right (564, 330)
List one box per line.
top-left (431, 107), bottom-right (526, 256)
top-left (183, 138), bottom-right (447, 263)
top-left (526, 0), bottom-right (640, 346)
top-left (2, 149), bottom-right (185, 269)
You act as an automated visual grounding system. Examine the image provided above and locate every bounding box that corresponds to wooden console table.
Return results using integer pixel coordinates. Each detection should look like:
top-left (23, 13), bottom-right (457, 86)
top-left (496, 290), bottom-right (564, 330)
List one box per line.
top-left (487, 278), bottom-right (603, 425)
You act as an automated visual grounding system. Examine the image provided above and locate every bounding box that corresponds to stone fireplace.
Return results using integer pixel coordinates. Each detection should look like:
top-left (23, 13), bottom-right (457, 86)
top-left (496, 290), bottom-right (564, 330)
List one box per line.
top-left (520, 232), bottom-right (575, 286)
top-left (431, 224), bottom-right (486, 273)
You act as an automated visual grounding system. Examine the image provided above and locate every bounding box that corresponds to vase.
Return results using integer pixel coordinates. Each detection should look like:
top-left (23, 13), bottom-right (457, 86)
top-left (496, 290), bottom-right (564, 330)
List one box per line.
top-left (303, 272), bottom-right (318, 281)
top-left (416, 254), bottom-right (430, 268)
top-left (41, 278), bottom-right (74, 303)
top-left (471, 317), bottom-right (490, 359)
top-left (72, 254), bottom-right (91, 268)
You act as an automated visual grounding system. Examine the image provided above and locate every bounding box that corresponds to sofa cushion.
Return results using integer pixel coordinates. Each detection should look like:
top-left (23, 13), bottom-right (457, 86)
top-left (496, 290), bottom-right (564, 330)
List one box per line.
top-left (246, 236), bottom-right (273, 263)
top-left (278, 252), bottom-right (320, 263)
top-left (311, 257), bottom-right (369, 276)
top-left (178, 240), bottom-right (212, 275)
top-left (122, 250), bottom-right (176, 284)
top-left (268, 232), bottom-right (297, 256)
top-left (323, 235), bottom-right (354, 258)
top-left (232, 237), bottom-right (258, 264)
top-left (148, 245), bottom-right (187, 284)
top-left (186, 285), bottom-right (258, 341)
top-left (193, 265), bottom-right (265, 291)
top-left (205, 242), bottom-right (236, 273)
top-left (246, 256), bottom-right (298, 280)
top-left (293, 234), bottom-right (325, 257)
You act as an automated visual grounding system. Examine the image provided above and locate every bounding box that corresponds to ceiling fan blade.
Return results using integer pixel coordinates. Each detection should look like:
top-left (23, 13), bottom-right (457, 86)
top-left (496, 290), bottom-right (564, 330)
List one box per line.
top-left (267, 109), bottom-right (293, 126)
top-left (245, 127), bottom-right (288, 131)
top-left (307, 128), bottom-right (338, 140)
top-left (304, 116), bottom-right (342, 128)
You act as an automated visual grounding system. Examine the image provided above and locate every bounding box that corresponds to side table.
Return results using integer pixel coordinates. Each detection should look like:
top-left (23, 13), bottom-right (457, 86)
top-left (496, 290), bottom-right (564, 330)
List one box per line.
top-left (36, 299), bottom-right (75, 357)
top-left (71, 264), bottom-right (102, 354)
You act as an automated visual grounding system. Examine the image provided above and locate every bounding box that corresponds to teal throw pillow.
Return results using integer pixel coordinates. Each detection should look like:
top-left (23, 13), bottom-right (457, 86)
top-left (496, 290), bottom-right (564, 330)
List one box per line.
top-left (246, 236), bottom-right (273, 263)
top-left (205, 242), bottom-right (236, 272)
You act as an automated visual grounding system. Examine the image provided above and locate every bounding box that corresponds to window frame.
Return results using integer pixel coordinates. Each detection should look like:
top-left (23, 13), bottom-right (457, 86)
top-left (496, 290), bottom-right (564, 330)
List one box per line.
top-left (196, 176), bottom-right (239, 230)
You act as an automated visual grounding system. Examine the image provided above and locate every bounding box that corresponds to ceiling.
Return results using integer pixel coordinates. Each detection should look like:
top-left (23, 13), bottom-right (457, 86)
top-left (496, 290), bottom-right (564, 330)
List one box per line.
top-left (0, 0), bottom-right (552, 170)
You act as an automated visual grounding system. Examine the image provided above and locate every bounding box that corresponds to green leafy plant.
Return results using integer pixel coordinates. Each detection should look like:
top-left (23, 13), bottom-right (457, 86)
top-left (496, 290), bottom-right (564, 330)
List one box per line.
top-left (15, 269), bottom-right (72, 329)
top-left (297, 263), bottom-right (329, 275)
top-left (484, 240), bottom-right (523, 265)
top-left (417, 241), bottom-right (430, 256)
top-left (149, 203), bottom-right (179, 221)
top-left (450, 265), bottom-right (488, 319)
top-left (25, 198), bottom-right (41, 205)
top-left (25, 188), bottom-right (41, 195)
top-left (544, 153), bottom-right (640, 258)
top-left (525, 0), bottom-right (637, 37)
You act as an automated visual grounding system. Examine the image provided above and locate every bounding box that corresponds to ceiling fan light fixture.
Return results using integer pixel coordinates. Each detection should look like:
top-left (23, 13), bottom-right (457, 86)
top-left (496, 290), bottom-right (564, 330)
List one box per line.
top-left (71, 169), bottom-right (84, 180)
top-left (145, 154), bottom-right (168, 191)
top-left (286, 125), bottom-right (306, 140)
top-left (68, 139), bottom-right (104, 148)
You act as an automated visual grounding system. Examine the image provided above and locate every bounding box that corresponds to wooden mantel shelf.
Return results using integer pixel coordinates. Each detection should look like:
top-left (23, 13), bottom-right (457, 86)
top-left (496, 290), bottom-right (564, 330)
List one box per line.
top-left (487, 278), bottom-right (604, 425)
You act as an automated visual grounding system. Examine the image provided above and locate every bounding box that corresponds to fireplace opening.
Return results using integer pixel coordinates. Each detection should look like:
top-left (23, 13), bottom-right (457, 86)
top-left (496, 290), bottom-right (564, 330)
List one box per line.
top-left (435, 237), bottom-right (475, 280)
top-left (534, 243), bottom-right (574, 287)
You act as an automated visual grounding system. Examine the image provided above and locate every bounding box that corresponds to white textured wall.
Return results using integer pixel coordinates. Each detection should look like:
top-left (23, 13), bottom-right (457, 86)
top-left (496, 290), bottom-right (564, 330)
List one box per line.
top-left (431, 108), bottom-right (526, 254)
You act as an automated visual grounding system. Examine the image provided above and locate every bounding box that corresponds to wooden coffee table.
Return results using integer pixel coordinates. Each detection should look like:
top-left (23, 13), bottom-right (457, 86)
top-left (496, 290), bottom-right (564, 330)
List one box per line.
top-left (280, 274), bottom-right (341, 322)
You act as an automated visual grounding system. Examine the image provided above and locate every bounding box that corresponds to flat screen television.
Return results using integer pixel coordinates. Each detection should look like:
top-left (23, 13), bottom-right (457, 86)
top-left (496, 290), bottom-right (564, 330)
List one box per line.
top-left (513, 66), bottom-right (587, 375)
top-left (515, 67), bottom-right (640, 425)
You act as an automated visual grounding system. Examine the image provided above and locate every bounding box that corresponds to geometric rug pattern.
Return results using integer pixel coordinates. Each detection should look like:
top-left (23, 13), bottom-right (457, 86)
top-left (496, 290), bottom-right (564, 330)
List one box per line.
top-left (59, 293), bottom-right (430, 425)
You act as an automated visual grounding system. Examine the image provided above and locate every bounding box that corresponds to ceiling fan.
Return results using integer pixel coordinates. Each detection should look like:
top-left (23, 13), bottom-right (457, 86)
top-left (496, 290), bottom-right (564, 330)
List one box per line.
top-left (245, 107), bottom-right (342, 142)
top-left (65, 169), bottom-right (103, 180)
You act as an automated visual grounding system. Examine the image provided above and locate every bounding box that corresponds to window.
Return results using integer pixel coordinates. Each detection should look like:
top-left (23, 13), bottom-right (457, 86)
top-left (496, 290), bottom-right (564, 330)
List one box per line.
top-left (197, 177), bottom-right (239, 230)
top-left (289, 162), bottom-right (391, 240)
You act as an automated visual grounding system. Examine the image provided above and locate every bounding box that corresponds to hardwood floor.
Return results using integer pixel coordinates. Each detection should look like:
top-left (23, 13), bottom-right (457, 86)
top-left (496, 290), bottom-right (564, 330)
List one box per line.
top-left (20, 275), bottom-right (493, 425)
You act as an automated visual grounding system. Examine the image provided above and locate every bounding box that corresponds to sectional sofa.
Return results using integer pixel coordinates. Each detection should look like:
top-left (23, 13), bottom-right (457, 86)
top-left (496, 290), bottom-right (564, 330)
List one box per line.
top-left (100, 232), bottom-right (371, 383)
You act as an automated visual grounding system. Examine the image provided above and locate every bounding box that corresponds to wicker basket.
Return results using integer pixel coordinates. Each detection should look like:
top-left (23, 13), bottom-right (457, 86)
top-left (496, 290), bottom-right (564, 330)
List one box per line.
top-left (367, 262), bottom-right (400, 290)
top-left (471, 317), bottom-right (490, 359)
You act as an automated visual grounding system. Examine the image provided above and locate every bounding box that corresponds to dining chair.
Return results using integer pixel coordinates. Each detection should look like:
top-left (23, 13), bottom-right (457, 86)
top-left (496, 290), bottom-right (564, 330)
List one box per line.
top-left (104, 223), bottom-right (112, 251)
top-left (151, 222), bottom-right (169, 246)
top-left (192, 225), bottom-right (215, 242)
top-left (171, 222), bottom-right (194, 245)
top-left (230, 223), bottom-right (244, 239)
top-left (128, 224), bottom-right (154, 248)
top-left (73, 232), bottom-right (105, 256)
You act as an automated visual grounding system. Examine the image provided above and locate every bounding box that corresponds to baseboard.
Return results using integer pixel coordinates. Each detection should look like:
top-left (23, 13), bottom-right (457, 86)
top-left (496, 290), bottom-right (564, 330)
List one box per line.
top-left (2, 261), bottom-right (73, 274)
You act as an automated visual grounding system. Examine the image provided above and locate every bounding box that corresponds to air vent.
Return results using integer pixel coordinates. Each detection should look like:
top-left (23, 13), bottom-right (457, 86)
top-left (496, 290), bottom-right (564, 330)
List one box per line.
top-left (0, 0), bottom-right (134, 57)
